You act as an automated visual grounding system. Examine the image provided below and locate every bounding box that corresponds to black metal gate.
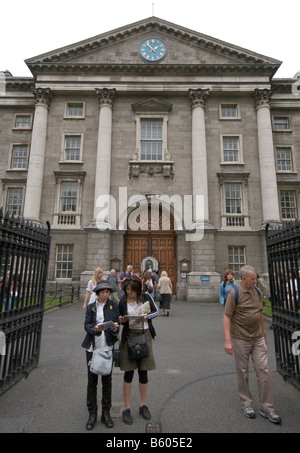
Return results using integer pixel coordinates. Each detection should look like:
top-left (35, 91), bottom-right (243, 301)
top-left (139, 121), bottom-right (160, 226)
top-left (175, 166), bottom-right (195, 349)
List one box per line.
top-left (265, 223), bottom-right (300, 391)
top-left (0, 210), bottom-right (51, 395)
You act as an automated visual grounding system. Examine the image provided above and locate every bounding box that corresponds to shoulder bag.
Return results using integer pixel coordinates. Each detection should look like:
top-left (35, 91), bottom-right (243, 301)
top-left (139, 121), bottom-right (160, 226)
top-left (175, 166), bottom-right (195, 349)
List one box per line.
top-left (89, 348), bottom-right (112, 375)
top-left (127, 329), bottom-right (149, 361)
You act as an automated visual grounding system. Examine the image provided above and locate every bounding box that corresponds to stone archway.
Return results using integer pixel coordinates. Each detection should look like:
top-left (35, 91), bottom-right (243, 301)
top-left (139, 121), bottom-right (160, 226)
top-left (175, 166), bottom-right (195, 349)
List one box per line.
top-left (124, 201), bottom-right (177, 293)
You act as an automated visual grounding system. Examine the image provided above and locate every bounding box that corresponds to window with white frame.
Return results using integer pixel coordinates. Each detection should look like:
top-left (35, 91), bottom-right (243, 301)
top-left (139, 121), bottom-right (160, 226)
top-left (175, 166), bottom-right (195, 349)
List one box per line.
top-left (140, 119), bottom-right (163, 160)
top-left (130, 99), bottom-right (173, 178)
top-left (219, 103), bottom-right (240, 119)
top-left (60, 182), bottom-right (78, 212)
top-left (55, 244), bottom-right (73, 279)
top-left (11, 144), bottom-right (29, 169)
top-left (222, 136), bottom-right (240, 163)
top-left (228, 245), bottom-right (246, 279)
top-left (272, 116), bottom-right (290, 131)
top-left (225, 183), bottom-right (242, 214)
top-left (62, 134), bottom-right (83, 161)
top-left (64, 102), bottom-right (85, 119)
top-left (276, 147), bottom-right (293, 172)
top-left (218, 173), bottom-right (250, 229)
top-left (53, 171), bottom-right (85, 227)
top-left (6, 187), bottom-right (23, 216)
top-left (14, 114), bottom-right (32, 129)
top-left (280, 190), bottom-right (297, 220)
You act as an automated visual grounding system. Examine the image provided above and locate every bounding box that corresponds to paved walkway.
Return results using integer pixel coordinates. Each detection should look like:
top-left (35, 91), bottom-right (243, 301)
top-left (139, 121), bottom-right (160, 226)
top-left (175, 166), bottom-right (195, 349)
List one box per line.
top-left (0, 300), bottom-right (300, 433)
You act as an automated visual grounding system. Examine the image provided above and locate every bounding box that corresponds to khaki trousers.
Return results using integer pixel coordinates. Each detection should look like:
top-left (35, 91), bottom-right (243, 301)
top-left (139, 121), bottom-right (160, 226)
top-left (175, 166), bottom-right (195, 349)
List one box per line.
top-left (231, 336), bottom-right (275, 412)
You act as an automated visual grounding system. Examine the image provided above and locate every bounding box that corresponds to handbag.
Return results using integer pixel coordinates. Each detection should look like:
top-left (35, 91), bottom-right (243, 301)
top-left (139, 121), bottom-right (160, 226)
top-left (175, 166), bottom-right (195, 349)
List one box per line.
top-left (89, 348), bottom-right (112, 375)
top-left (127, 333), bottom-right (149, 361)
top-left (113, 344), bottom-right (120, 367)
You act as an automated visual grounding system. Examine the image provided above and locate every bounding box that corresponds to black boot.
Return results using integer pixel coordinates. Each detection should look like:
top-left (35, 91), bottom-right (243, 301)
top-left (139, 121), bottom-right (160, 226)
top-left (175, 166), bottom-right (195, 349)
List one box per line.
top-left (101, 410), bottom-right (114, 428)
top-left (86, 412), bottom-right (97, 431)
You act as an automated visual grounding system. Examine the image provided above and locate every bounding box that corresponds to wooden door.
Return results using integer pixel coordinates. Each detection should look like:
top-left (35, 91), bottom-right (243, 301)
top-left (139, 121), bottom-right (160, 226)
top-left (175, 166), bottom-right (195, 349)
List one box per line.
top-left (125, 232), bottom-right (177, 294)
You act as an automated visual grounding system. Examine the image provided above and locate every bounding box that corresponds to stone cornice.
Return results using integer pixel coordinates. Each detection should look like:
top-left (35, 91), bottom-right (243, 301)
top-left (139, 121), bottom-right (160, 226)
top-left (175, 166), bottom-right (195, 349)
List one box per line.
top-left (27, 62), bottom-right (280, 78)
top-left (5, 79), bottom-right (35, 91)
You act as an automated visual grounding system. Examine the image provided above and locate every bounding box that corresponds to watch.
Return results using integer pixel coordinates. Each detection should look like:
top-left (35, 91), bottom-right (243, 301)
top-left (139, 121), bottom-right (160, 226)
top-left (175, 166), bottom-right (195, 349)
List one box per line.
top-left (139, 38), bottom-right (167, 63)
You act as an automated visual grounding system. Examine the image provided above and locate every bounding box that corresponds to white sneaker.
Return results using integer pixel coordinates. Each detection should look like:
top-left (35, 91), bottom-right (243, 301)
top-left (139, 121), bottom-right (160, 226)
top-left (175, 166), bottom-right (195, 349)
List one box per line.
top-left (260, 409), bottom-right (282, 424)
top-left (242, 406), bottom-right (256, 419)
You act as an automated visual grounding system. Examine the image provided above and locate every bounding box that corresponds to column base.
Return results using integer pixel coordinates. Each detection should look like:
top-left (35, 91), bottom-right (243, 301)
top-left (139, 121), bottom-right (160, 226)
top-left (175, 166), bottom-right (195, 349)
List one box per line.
top-left (260, 220), bottom-right (282, 230)
top-left (186, 271), bottom-right (221, 303)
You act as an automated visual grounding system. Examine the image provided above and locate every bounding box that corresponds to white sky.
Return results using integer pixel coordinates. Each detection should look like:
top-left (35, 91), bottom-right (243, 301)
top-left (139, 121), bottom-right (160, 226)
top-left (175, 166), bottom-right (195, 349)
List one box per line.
top-left (1, 0), bottom-right (298, 79)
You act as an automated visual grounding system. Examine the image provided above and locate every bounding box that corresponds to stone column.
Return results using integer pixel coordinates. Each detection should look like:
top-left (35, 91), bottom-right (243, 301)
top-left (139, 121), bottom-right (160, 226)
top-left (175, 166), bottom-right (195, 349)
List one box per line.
top-left (189, 88), bottom-right (210, 225)
top-left (93, 88), bottom-right (116, 227)
top-left (23, 87), bottom-right (51, 222)
top-left (254, 89), bottom-right (280, 226)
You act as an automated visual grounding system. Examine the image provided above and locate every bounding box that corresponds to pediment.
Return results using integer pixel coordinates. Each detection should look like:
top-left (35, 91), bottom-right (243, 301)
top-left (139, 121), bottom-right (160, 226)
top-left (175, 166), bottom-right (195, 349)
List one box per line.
top-left (25, 17), bottom-right (281, 75)
top-left (132, 98), bottom-right (172, 113)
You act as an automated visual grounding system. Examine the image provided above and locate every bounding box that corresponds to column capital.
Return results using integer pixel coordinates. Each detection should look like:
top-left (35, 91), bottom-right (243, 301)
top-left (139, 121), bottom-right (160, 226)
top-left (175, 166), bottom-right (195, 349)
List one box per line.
top-left (254, 88), bottom-right (272, 109)
top-left (189, 88), bottom-right (210, 108)
top-left (33, 87), bottom-right (52, 108)
top-left (95, 88), bottom-right (116, 108)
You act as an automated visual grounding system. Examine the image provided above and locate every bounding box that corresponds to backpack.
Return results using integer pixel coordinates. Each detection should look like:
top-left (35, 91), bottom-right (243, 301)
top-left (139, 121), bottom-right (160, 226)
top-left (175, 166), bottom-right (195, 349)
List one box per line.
top-left (225, 285), bottom-right (260, 306)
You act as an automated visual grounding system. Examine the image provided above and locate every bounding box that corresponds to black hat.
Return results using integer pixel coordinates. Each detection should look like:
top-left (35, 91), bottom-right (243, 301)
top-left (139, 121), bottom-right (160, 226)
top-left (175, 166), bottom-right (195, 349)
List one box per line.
top-left (92, 280), bottom-right (116, 294)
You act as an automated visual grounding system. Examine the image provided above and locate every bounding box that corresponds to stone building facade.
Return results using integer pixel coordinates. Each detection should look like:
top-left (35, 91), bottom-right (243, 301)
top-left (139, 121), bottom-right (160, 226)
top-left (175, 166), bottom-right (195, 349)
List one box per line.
top-left (1, 17), bottom-right (299, 301)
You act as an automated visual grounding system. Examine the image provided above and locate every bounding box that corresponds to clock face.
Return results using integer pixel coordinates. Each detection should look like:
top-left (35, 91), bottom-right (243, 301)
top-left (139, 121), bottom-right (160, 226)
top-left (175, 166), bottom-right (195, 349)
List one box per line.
top-left (139, 38), bottom-right (167, 63)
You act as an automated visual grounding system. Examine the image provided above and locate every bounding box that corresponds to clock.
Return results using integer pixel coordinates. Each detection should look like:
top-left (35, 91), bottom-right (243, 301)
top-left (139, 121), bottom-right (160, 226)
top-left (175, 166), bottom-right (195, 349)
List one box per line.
top-left (139, 38), bottom-right (167, 63)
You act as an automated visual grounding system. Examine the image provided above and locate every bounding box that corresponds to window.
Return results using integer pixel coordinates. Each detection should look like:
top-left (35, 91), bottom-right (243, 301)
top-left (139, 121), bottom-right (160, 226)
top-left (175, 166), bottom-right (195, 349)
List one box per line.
top-left (220, 103), bottom-right (239, 119)
top-left (130, 99), bottom-right (173, 178)
top-left (218, 172), bottom-right (250, 229)
top-left (223, 137), bottom-right (239, 163)
top-left (276, 147), bottom-right (293, 172)
top-left (60, 182), bottom-right (78, 212)
top-left (63, 135), bottom-right (83, 161)
top-left (14, 114), bottom-right (32, 129)
top-left (55, 244), bottom-right (73, 279)
top-left (53, 170), bottom-right (85, 228)
top-left (221, 135), bottom-right (243, 164)
top-left (225, 183), bottom-right (242, 214)
top-left (280, 190), bottom-right (297, 220)
top-left (228, 246), bottom-right (246, 279)
top-left (6, 187), bottom-right (23, 216)
top-left (140, 119), bottom-right (163, 160)
top-left (11, 144), bottom-right (28, 169)
top-left (273, 116), bottom-right (290, 131)
top-left (64, 102), bottom-right (85, 119)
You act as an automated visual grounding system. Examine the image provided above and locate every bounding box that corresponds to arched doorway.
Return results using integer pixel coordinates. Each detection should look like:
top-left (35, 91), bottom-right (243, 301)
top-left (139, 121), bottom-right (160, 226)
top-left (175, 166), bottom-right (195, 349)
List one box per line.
top-left (124, 201), bottom-right (177, 294)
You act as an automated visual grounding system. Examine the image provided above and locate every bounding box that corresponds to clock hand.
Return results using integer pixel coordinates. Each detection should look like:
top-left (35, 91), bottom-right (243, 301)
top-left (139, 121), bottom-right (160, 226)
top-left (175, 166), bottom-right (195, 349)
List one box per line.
top-left (153, 44), bottom-right (163, 50)
top-left (146, 41), bottom-right (155, 52)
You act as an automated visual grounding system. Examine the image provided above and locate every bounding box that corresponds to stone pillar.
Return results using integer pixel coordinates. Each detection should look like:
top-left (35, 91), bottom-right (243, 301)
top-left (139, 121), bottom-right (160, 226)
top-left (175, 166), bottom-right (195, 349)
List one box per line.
top-left (93, 88), bottom-right (116, 227)
top-left (189, 88), bottom-right (210, 225)
top-left (186, 89), bottom-right (220, 302)
top-left (23, 87), bottom-right (51, 222)
top-left (254, 89), bottom-right (280, 227)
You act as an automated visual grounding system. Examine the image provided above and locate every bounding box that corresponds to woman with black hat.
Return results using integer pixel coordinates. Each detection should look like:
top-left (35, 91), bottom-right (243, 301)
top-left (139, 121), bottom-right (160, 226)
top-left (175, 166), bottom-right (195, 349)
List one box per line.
top-left (82, 280), bottom-right (119, 431)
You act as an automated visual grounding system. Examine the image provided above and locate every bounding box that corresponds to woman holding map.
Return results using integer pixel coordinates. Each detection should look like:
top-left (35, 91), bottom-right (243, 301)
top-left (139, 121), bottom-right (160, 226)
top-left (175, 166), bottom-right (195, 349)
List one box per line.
top-left (82, 280), bottom-right (119, 431)
top-left (118, 276), bottom-right (158, 425)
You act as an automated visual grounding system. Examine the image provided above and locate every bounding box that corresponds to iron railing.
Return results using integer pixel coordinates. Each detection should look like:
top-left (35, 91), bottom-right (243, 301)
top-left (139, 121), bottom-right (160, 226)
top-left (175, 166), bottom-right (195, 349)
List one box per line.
top-left (0, 210), bottom-right (51, 395)
top-left (266, 222), bottom-right (300, 391)
top-left (44, 283), bottom-right (80, 311)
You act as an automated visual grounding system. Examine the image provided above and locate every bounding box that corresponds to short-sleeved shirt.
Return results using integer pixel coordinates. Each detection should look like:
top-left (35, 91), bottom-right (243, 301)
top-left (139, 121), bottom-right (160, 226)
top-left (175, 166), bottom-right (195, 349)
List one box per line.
top-left (224, 283), bottom-right (263, 340)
